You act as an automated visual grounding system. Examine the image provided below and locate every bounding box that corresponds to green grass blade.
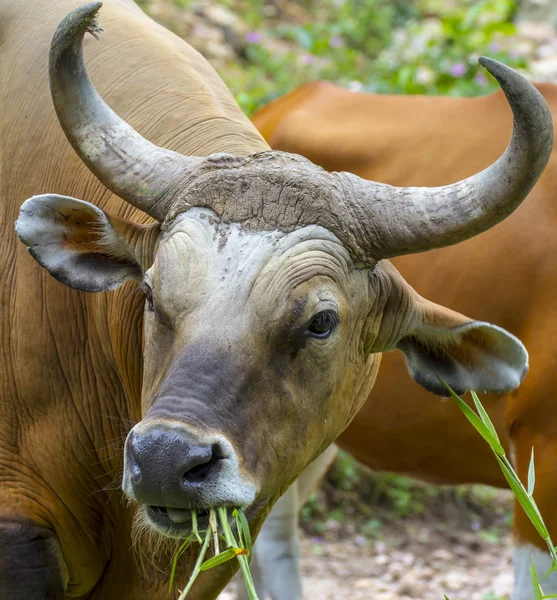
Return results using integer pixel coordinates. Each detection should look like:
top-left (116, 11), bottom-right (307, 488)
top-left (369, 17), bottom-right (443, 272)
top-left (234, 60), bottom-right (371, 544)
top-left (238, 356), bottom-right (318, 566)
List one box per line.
top-left (218, 507), bottom-right (259, 600)
top-left (528, 447), bottom-right (536, 496)
top-left (530, 561), bottom-right (544, 600)
top-left (233, 510), bottom-right (244, 548)
top-left (169, 533), bottom-right (194, 593)
top-left (448, 380), bottom-right (557, 596)
top-left (235, 509), bottom-right (253, 563)
top-left (439, 379), bottom-right (505, 456)
top-left (470, 390), bottom-right (499, 439)
top-left (191, 510), bottom-right (203, 544)
top-left (200, 547), bottom-right (249, 571)
top-left (177, 526), bottom-right (212, 600)
top-left (496, 456), bottom-right (548, 539)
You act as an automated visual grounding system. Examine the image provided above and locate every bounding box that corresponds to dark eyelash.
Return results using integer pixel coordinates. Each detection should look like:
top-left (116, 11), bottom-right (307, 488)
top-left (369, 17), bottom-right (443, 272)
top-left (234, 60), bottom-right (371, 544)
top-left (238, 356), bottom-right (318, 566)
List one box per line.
top-left (140, 282), bottom-right (154, 312)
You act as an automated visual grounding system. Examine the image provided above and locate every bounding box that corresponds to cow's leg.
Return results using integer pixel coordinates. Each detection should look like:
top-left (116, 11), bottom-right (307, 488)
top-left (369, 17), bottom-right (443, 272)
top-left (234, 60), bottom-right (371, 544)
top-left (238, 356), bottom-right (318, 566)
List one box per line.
top-left (297, 444), bottom-right (338, 505)
top-left (0, 519), bottom-right (67, 600)
top-left (510, 425), bottom-right (557, 600)
top-left (512, 544), bottom-right (556, 600)
top-left (235, 444), bottom-right (337, 600)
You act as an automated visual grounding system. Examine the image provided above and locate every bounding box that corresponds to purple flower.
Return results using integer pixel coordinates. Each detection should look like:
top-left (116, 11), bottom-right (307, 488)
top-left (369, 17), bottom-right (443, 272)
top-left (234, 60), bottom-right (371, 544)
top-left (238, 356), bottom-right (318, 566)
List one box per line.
top-left (329, 36), bottom-right (343, 48)
top-left (311, 536), bottom-right (324, 544)
top-left (301, 53), bottom-right (317, 65)
top-left (245, 31), bottom-right (262, 44)
top-left (489, 41), bottom-right (502, 53)
top-left (474, 72), bottom-right (489, 86)
top-left (450, 62), bottom-right (466, 77)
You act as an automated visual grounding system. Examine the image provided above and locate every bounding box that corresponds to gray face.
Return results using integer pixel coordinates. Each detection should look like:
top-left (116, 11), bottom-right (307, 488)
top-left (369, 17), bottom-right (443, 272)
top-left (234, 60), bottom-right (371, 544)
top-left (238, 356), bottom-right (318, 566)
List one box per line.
top-left (122, 208), bottom-right (379, 536)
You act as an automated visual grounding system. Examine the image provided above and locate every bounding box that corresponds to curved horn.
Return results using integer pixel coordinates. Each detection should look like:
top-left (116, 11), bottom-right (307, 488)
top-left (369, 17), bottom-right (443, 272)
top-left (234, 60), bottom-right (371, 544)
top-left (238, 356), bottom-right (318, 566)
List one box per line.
top-left (338, 57), bottom-right (553, 259)
top-left (49, 2), bottom-right (199, 221)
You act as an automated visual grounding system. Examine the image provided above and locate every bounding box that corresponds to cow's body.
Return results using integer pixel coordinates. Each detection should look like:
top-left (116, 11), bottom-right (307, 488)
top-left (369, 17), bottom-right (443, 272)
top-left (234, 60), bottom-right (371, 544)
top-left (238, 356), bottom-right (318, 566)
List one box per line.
top-left (0, 1), bottom-right (268, 597)
top-left (252, 82), bottom-right (557, 599)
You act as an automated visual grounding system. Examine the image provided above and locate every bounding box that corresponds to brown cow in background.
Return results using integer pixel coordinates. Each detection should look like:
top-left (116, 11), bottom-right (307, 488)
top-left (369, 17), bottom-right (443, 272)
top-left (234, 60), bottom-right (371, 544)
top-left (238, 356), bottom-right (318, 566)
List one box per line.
top-left (251, 80), bottom-right (557, 600)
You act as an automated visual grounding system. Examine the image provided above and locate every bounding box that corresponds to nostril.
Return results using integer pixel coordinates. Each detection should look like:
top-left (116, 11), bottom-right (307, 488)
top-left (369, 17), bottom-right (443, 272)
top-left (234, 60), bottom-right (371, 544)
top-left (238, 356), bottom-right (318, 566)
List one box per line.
top-left (183, 460), bottom-right (214, 483)
top-left (182, 446), bottom-right (224, 484)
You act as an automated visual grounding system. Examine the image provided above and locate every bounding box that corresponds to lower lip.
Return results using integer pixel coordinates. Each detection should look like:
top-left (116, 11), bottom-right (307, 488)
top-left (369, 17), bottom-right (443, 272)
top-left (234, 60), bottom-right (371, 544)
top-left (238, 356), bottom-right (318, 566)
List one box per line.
top-left (146, 506), bottom-right (211, 536)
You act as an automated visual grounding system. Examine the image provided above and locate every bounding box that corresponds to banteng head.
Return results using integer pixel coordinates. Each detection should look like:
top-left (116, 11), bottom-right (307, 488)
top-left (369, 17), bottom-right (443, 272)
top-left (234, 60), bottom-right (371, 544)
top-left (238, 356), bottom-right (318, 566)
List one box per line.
top-left (15, 2), bottom-right (553, 536)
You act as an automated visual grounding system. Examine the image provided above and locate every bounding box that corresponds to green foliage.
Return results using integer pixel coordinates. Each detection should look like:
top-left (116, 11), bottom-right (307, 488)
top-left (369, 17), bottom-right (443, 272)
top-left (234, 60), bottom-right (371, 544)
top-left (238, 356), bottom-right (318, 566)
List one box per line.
top-left (215, 0), bottom-right (527, 115)
top-left (442, 385), bottom-right (557, 598)
top-left (301, 449), bottom-right (504, 528)
top-left (478, 527), bottom-right (504, 544)
top-left (360, 517), bottom-right (383, 538)
top-left (369, 0), bottom-right (527, 95)
top-left (220, 0), bottom-right (406, 114)
top-left (328, 451), bottom-right (444, 517)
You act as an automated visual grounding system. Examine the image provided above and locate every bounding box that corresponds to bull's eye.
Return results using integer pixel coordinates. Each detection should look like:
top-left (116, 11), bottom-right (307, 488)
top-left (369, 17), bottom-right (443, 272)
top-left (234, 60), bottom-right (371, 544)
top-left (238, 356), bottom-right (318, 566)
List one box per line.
top-left (308, 311), bottom-right (337, 338)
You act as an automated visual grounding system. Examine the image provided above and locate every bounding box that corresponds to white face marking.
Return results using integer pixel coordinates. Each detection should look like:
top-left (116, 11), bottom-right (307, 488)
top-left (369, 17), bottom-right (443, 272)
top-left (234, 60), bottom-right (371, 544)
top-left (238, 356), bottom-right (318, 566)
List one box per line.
top-left (146, 207), bottom-right (351, 326)
top-left (513, 544), bottom-right (557, 600)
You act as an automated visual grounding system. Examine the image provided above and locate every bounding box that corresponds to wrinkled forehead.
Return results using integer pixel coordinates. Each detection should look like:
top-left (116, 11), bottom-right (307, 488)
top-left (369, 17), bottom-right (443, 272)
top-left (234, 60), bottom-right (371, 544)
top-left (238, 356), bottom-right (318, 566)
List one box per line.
top-left (147, 208), bottom-right (353, 305)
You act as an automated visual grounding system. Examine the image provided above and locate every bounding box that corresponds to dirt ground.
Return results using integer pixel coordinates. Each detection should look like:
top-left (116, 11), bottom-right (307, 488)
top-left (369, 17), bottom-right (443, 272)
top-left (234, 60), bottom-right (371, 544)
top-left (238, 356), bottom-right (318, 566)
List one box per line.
top-left (220, 489), bottom-right (515, 600)
top-left (293, 527), bottom-right (512, 600)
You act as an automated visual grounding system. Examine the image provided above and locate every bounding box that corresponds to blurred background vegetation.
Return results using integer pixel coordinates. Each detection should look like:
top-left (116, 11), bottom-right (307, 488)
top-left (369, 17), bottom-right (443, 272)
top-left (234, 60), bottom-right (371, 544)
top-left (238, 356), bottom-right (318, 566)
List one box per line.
top-left (136, 0), bottom-right (537, 115)
top-left (133, 0), bottom-right (554, 538)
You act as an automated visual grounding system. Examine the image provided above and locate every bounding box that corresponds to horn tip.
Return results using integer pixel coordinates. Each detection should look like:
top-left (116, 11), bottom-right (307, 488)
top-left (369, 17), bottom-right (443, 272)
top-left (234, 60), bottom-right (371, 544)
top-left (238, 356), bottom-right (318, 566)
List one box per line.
top-left (50, 2), bottom-right (104, 71)
top-left (477, 56), bottom-right (530, 94)
top-left (478, 56), bottom-right (505, 77)
top-left (52, 2), bottom-right (104, 45)
top-left (478, 56), bottom-right (553, 127)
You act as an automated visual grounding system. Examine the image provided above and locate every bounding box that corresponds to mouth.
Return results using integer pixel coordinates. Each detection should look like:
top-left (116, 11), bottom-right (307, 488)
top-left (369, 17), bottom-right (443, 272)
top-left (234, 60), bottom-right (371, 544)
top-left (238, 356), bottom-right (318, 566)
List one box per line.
top-left (145, 505), bottom-right (213, 537)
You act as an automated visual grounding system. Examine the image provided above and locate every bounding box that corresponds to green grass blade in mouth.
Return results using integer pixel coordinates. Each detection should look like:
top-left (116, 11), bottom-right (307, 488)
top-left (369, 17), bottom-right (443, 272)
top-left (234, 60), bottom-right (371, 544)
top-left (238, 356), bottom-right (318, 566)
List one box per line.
top-left (209, 510), bottom-right (220, 555)
top-left (200, 547), bottom-right (249, 571)
top-left (191, 509), bottom-right (203, 544)
top-left (169, 533), bottom-right (195, 593)
top-left (233, 508), bottom-right (253, 563)
top-left (218, 507), bottom-right (259, 600)
top-left (172, 507), bottom-right (258, 599)
top-left (177, 525), bottom-right (212, 600)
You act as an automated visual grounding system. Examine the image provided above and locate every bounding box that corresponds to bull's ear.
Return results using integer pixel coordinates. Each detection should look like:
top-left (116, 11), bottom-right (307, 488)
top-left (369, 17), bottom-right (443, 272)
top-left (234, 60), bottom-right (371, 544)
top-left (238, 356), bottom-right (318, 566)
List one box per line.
top-left (15, 194), bottom-right (159, 292)
top-left (396, 297), bottom-right (528, 396)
